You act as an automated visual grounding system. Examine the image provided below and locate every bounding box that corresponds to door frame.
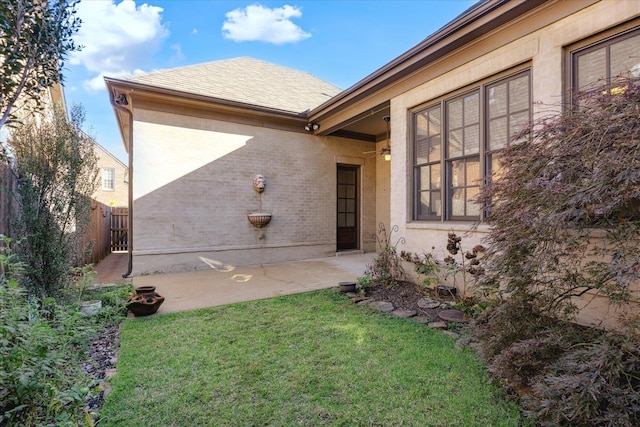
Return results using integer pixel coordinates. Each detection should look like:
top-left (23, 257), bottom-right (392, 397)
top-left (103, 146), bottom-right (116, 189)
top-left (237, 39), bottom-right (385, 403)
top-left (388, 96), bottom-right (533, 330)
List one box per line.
top-left (336, 164), bottom-right (360, 251)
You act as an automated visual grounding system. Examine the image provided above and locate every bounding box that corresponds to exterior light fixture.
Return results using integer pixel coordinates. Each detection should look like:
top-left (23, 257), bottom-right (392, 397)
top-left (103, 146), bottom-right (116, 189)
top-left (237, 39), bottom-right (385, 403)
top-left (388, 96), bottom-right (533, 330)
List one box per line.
top-left (304, 122), bottom-right (319, 132)
top-left (383, 115), bottom-right (391, 161)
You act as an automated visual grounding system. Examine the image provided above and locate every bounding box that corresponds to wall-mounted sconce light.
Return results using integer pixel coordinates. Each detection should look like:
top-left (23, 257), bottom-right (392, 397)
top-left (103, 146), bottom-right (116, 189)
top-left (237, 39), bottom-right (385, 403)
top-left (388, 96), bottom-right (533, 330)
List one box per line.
top-left (383, 115), bottom-right (391, 161)
top-left (304, 122), bottom-right (320, 132)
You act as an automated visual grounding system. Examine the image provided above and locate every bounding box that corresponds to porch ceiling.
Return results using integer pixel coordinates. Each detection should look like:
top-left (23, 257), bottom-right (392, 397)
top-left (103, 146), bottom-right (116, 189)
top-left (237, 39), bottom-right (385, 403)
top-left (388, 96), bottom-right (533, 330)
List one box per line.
top-left (325, 103), bottom-right (390, 143)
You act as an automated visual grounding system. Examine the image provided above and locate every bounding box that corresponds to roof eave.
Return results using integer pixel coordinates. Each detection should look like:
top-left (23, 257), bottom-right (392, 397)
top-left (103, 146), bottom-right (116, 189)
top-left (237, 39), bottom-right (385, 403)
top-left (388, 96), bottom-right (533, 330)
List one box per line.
top-left (104, 76), bottom-right (310, 120)
top-left (309, 0), bottom-right (549, 120)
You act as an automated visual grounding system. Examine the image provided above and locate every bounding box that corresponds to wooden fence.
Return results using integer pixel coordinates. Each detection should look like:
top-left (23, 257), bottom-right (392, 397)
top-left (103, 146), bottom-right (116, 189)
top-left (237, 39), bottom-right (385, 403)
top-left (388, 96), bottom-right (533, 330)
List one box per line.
top-left (79, 201), bottom-right (112, 266)
top-left (110, 207), bottom-right (128, 252)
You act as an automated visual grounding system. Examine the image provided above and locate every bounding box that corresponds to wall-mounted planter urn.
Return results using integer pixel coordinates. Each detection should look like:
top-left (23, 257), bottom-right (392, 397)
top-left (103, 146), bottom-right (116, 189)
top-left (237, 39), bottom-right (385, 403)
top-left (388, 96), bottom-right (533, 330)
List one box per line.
top-left (248, 212), bottom-right (272, 228)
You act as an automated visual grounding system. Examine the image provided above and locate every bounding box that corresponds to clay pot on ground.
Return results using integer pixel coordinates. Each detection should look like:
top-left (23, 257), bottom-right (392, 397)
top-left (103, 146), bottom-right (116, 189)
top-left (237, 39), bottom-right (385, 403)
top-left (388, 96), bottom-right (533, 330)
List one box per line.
top-left (126, 286), bottom-right (165, 316)
top-left (338, 281), bottom-right (357, 293)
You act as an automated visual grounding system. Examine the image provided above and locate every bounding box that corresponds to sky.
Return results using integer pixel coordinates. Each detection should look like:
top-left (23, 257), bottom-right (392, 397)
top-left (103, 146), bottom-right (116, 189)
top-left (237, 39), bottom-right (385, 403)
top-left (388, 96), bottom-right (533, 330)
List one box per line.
top-left (63, 0), bottom-right (478, 163)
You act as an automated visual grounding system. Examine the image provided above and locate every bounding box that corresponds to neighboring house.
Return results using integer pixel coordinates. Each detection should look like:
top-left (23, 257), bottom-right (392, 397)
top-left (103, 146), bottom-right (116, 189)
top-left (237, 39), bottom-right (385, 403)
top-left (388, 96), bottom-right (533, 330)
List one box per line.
top-left (92, 140), bottom-right (128, 208)
top-left (106, 0), bottom-right (640, 326)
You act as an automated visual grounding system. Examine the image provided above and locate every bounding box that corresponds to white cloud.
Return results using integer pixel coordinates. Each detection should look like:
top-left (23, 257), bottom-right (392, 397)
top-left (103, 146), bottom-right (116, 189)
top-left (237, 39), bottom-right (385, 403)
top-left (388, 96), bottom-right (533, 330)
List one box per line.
top-left (70, 0), bottom-right (169, 91)
top-left (222, 4), bottom-right (310, 44)
top-left (169, 43), bottom-right (185, 64)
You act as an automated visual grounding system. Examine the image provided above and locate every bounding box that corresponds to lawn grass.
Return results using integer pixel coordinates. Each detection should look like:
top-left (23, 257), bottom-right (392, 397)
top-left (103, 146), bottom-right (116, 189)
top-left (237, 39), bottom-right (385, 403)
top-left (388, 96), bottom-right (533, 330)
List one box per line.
top-left (100, 289), bottom-right (522, 426)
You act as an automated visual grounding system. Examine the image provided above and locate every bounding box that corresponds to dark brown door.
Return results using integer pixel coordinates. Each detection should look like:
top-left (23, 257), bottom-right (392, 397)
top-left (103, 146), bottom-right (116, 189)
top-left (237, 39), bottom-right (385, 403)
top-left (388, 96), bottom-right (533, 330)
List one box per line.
top-left (337, 165), bottom-right (358, 251)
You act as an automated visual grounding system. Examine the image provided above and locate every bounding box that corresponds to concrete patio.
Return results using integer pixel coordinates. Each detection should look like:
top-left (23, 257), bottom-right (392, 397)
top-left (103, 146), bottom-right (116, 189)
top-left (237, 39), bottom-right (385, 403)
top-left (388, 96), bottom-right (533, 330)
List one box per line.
top-left (92, 252), bottom-right (374, 314)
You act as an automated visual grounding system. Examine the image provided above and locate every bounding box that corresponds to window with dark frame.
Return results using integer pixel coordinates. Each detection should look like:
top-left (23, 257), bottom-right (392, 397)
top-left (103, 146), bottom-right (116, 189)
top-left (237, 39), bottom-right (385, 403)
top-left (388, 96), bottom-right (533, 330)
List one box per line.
top-left (572, 27), bottom-right (640, 93)
top-left (413, 70), bottom-right (531, 221)
top-left (568, 25), bottom-right (640, 222)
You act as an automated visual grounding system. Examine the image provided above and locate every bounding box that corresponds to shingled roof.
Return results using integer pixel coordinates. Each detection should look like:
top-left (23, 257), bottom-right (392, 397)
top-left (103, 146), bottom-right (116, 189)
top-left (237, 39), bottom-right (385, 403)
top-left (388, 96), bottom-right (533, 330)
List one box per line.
top-left (122, 57), bottom-right (342, 114)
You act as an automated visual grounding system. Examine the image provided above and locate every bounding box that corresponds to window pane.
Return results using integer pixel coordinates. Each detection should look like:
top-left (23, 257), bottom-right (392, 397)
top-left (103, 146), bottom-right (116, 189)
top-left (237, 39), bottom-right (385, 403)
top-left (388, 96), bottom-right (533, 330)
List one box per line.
top-left (428, 134), bottom-right (441, 163)
top-left (448, 99), bottom-right (463, 128)
top-left (464, 124), bottom-right (480, 154)
top-left (419, 192), bottom-right (430, 217)
top-left (337, 185), bottom-right (346, 198)
top-left (429, 108), bottom-right (442, 133)
top-left (431, 163), bottom-right (441, 189)
top-left (342, 172), bottom-right (355, 185)
top-left (509, 111), bottom-right (530, 137)
top-left (488, 83), bottom-right (507, 118)
top-left (489, 117), bottom-right (508, 150)
top-left (419, 166), bottom-right (430, 191)
top-left (337, 213), bottom-right (346, 227)
top-left (578, 47), bottom-right (607, 90)
top-left (346, 199), bottom-right (355, 213)
top-left (346, 213), bottom-right (355, 227)
top-left (610, 34), bottom-right (640, 81)
top-left (448, 129), bottom-right (463, 157)
top-left (346, 186), bottom-right (355, 198)
top-left (452, 160), bottom-right (465, 187)
top-left (464, 93), bottom-right (480, 123)
top-left (509, 74), bottom-right (530, 112)
top-left (451, 188), bottom-right (465, 216)
top-left (337, 199), bottom-right (346, 212)
top-left (466, 187), bottom-right (480, 216)
top-left (431, 191), bottom-right (442, 216)
top-left (466, 159), bottom-right (480, 185)
top-left (416, 138), bottom-right (429, 164)
top-left (415, 112), bottom-right (429, 163)
top-left (491, 155), bottom-right (506, 181)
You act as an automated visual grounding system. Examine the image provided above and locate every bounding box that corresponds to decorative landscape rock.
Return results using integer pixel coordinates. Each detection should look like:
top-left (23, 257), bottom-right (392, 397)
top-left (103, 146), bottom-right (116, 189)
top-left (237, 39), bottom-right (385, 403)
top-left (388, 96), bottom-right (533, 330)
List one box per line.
top-left (391, 309), bottom-right (417, 318)
top-left (437, 308), bottom-right (469, 323)
top-left (368, 301), bottom-right (395, 312)
top-left (417, 298), bottom-right (441, 309)
top-left (428, 321), bottom-right (448, 329)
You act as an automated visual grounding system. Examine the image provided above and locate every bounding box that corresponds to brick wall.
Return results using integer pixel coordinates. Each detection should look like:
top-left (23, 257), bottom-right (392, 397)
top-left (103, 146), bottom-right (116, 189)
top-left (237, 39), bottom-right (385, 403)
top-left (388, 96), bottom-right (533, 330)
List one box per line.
top-left (130, 110), bottom-right (379, 275)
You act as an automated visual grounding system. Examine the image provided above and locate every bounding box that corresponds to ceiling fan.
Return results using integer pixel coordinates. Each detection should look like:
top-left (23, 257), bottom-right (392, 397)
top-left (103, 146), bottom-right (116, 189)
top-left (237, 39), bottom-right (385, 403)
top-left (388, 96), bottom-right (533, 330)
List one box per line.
top-left (362, 115), bottom-right (391, 161)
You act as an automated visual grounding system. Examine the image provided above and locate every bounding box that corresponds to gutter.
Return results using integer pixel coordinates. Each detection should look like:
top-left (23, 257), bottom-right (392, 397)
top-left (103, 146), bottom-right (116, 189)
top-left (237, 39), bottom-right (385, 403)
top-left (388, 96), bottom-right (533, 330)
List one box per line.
top-left (108, 90), bottom-right (134, 278)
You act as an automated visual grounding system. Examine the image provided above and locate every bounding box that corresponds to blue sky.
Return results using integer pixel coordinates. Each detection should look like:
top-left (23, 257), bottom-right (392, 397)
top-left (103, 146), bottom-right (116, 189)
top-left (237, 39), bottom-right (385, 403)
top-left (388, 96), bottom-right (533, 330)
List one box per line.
top-left (64, 0), bottom-right (477, 162)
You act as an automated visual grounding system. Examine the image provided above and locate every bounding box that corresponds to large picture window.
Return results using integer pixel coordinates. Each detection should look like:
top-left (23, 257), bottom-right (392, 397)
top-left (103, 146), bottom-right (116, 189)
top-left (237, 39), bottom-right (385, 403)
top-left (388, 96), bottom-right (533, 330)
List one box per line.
top-left (413, 70), bottom-right (531, 221)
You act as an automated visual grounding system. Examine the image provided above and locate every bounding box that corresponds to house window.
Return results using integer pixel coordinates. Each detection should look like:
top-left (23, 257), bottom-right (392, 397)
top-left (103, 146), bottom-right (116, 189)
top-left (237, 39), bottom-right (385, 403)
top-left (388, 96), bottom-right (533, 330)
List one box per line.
top-left (102, 168), bottom-right (115, 191)
top-left (571, 26), bottom-right (640, 92)
top-left (413, 70), bottom-right (531, 221)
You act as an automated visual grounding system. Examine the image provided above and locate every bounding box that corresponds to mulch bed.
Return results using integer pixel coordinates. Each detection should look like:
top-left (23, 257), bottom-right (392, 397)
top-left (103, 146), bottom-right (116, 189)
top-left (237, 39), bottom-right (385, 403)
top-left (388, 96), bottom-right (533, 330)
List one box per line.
top-left (363, 280), bottom-right (463, 321)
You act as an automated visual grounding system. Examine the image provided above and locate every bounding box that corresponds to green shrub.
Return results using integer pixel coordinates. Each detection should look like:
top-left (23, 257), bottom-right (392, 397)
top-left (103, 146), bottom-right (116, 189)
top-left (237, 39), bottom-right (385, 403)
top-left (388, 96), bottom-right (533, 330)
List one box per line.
top-left (0, 236), bottom-right (128, 426)
top-left (363, 223), bottom-right (407, 288)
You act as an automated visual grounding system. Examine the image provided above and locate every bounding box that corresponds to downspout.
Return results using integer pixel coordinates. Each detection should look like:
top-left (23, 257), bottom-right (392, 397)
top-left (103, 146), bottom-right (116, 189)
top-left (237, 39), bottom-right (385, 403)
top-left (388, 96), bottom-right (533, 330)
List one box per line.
top-left (109, 91), bottom-right (134, 278)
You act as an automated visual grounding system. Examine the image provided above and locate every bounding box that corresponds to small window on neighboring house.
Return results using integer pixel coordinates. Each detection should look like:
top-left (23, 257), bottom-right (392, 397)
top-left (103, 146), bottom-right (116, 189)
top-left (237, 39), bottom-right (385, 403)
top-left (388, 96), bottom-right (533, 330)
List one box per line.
top-left (571, 26), bottom-right (640, 94)
top-left (412, 69), bottom-right (531, 221)
top-left (102, 168), bottom-right (115, 191)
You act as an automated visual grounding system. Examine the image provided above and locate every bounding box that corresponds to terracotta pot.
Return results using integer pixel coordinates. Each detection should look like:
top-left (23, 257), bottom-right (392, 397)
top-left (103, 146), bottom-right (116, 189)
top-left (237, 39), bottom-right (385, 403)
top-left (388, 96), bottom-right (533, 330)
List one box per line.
top-left (339, 281), bottom-right (357, 293)
top-left (127, 286), bottom-right (165, 316)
